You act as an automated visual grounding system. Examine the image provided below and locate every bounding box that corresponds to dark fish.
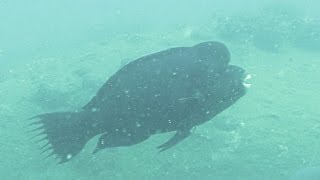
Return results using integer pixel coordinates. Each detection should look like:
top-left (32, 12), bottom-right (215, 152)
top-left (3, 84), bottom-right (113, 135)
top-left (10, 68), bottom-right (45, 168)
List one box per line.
top-left (30, 41), bottom-right (249, 163)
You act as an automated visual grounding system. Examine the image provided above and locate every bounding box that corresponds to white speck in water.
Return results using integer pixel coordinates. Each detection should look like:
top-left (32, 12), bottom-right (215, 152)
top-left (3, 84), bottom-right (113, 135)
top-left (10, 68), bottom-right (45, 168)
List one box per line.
top-left (91, 108), bottom-right (98, 112)
top-left (125, 90), bottom-right (129, 94)
top-left (168, 120), bottom-right (172, 124)
top-left (206, 111), bottom-right (210, 114)
top-left (172, 72), bottom-right (177, 75)
top-left (136, 122), bottom-right (141, 127)
top-left (66, 154), bottom-right (73, 160)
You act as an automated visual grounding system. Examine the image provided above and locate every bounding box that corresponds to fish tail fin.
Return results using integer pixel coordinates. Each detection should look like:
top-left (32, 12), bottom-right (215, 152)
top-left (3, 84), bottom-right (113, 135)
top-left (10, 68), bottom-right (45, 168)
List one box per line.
top-left (29, 111), bottom-right (94, 164)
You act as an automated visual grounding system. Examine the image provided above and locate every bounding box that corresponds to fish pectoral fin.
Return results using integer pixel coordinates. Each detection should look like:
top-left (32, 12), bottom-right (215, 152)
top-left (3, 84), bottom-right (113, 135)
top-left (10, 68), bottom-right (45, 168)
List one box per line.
top-left (178, 96), bottom-right (200, 104)
top-left (157, 128), bottom-right (192, 152)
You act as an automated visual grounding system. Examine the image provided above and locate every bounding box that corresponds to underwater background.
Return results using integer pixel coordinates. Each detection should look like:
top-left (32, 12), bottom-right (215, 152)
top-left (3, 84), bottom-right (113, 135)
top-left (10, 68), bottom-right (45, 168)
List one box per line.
top-left (0, 0), bottom-right (320, 179)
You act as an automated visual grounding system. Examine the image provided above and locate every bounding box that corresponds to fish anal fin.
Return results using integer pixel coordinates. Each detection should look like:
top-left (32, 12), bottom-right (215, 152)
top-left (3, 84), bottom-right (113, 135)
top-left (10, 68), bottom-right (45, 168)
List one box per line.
top-left (157, 127), bottom-right (192, 152)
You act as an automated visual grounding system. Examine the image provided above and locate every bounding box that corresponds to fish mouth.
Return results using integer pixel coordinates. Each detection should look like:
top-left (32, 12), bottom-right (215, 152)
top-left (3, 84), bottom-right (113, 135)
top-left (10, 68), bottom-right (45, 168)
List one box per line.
top-left (242, 74), bottom-right (252, 88)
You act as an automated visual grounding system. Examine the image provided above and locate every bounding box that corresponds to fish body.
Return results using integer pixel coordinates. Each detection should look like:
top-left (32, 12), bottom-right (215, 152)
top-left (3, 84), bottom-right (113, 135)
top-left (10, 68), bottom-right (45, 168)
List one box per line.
top-left (31, 41), bottom-right (248, 163)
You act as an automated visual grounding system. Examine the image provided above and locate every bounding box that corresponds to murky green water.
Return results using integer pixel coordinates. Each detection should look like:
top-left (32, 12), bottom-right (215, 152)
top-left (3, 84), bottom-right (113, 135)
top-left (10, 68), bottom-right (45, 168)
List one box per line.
top-left (0, 1), bottom-right (320, 179)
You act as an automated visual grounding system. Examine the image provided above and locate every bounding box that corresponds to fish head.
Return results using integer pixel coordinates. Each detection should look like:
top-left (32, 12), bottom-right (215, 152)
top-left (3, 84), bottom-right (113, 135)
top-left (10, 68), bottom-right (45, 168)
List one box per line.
top-left (193, 41), bottom-right (231, 73)
top-left (212, 65), bottom-right (250, 105)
